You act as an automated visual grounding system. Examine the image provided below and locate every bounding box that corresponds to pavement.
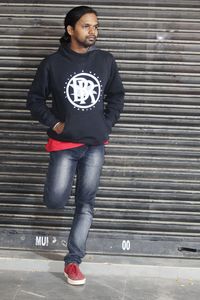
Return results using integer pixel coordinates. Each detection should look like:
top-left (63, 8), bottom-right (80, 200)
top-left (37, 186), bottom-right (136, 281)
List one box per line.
top-left (1, 250), bottom-right (200, 300)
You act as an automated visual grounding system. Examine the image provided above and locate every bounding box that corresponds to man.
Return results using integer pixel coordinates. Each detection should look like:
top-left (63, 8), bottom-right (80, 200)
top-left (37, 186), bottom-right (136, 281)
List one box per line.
top-left (27, 6), bottom-right (124, 285)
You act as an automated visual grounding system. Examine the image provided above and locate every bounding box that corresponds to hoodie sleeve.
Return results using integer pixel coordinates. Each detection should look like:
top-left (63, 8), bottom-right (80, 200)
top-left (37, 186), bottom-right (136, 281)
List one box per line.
top-left (26, 58), bottom-right (59, 128)
top-left (104, 55), bottom-right (125, 132)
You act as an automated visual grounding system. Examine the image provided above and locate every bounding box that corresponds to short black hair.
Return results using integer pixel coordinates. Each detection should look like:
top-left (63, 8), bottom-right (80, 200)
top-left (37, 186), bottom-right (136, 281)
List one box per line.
top-left (60, 6), bottom-right (97, 44)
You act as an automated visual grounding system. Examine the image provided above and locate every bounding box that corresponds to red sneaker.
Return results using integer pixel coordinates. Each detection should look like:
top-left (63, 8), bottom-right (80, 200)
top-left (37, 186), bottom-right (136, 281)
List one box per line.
top-left (64, 263), bottom-right (86, 285)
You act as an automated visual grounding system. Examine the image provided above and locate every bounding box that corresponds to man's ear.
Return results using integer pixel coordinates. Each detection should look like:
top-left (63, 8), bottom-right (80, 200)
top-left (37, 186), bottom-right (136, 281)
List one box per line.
top-left (66, 25), bottom-right (73, 37)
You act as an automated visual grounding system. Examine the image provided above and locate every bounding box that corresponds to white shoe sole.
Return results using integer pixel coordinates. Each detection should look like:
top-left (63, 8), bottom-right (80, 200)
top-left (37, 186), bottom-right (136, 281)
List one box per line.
top-left (64, 272), bottom-right (86, 286)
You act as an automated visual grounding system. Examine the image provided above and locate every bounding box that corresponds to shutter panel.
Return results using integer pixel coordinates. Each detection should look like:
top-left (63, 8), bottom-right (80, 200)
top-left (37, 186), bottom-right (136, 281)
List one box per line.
top-left (1, 0), bottom-right (200, 257)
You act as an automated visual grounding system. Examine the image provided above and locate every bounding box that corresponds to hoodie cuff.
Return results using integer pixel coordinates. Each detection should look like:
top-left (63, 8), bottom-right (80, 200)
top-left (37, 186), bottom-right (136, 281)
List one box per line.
top-left (51, 119), bottom-right (61, 129)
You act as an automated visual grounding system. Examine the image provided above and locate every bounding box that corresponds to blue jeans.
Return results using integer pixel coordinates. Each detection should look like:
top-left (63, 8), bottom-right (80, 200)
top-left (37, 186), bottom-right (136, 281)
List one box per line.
top-left (43, 145), bottom-right (105, 265)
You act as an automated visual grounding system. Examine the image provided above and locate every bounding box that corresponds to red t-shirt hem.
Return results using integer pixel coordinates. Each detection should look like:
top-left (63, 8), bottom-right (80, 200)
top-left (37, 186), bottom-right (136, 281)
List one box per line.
top-left (45, 138), bottom-right (108, 152)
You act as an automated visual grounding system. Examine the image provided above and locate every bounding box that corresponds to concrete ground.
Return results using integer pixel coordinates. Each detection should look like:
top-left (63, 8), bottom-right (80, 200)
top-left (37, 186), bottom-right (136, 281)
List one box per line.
top-left (1, 250), bottom-right (200, 300)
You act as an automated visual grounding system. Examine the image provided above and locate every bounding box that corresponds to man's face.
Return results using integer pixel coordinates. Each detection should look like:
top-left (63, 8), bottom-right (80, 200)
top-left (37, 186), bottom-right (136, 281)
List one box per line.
top-left (67, 13), bottom-right (99, 48)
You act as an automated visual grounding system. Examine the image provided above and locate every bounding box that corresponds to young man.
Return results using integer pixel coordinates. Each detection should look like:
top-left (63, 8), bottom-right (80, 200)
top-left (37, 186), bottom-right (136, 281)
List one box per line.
top-left (27, 6), bottom-right (124, 285)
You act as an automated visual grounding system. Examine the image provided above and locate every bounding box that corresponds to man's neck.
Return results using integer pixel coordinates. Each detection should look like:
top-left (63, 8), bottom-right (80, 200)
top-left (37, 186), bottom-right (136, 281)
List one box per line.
top-left (70, 43), bottom-right (89, 54)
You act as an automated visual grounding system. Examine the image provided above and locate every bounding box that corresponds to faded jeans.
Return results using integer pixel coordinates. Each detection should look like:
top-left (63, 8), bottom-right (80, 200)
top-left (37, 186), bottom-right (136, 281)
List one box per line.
top-left (43, 145), bottom-right (105, 265)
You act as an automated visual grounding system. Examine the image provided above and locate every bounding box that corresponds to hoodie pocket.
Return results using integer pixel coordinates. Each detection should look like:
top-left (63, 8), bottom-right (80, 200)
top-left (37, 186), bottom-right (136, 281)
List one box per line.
top-left (61, 113), bottom-right (109, 142)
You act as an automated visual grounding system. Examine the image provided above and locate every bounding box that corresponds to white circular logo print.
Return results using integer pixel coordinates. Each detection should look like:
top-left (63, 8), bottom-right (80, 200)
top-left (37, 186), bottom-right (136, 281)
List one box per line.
top-left (65, 72), bottom-right (101, 110)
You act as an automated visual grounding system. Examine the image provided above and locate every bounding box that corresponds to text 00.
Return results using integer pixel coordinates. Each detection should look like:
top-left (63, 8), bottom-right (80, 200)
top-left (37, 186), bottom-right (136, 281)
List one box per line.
top-left (122, 240), bottom-right (131, 251)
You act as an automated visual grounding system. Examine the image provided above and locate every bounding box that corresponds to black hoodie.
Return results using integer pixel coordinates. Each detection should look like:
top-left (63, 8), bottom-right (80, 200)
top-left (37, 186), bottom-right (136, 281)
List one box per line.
top-left (27, 44), bottom-right (124, 145)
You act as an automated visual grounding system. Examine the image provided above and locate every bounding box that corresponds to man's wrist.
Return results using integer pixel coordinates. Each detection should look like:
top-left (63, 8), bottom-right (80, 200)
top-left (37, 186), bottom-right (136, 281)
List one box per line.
top-left (52, 122), bottom-right (61, 130)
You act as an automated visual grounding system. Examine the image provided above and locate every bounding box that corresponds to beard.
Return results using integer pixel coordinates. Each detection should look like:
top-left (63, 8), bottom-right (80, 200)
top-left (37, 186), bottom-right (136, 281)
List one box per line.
top-left (75, 35), bottom-right (97, 48)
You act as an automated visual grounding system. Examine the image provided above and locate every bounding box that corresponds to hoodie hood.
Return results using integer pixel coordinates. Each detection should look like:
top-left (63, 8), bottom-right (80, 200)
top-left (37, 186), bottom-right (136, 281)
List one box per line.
top-left (60, 40), bottom-right (98, 57)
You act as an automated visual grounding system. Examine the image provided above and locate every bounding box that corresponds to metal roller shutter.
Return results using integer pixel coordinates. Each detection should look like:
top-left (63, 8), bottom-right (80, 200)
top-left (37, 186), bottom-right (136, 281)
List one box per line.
top-left (1, 0), bottom-right (200, 258)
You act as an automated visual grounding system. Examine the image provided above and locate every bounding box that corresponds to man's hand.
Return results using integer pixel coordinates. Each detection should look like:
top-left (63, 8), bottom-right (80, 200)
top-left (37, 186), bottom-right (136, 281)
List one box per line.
top-left (52, 122), bottom-right (65, 134)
